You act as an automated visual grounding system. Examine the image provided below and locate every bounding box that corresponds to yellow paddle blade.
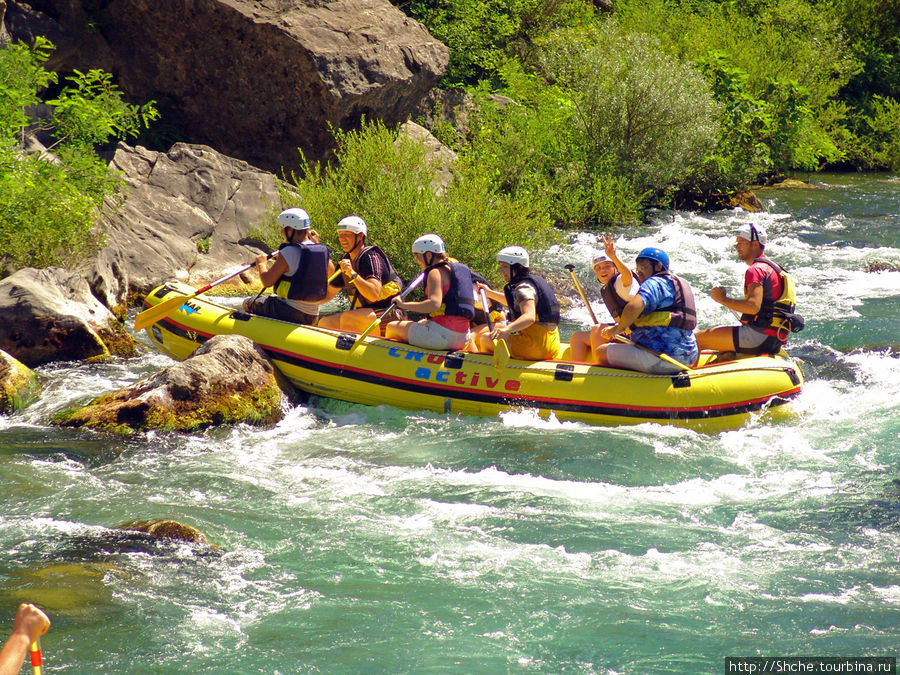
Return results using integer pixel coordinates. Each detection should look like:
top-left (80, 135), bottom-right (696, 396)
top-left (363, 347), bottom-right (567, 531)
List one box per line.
top-left (493, 338), bottom-right (511, 370)
top-left (134, 293), bottom-right (193, 332)
top-left (349, 316), bottom-right (382, 351)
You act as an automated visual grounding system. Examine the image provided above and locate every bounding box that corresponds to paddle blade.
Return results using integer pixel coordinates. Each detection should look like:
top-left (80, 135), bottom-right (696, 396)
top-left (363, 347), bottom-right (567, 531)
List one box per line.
top-left (493, 338), bottom-right (511, 370)
top-left (349, 317), bottom-right (381, 351)
top-left (134, 293), bottom-right (192, 332)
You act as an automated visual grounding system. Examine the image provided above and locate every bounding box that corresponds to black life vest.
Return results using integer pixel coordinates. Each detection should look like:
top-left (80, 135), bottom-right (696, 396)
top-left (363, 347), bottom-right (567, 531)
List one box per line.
top-left (599, 272), bottom-right (630, 320)
top-left (344, 245), bottom-right (404, 309)
top-left (740, 257), bottom-right (800, 338)
top-left (504, 273), bottom-right (560, 325)
top-left (632, 272), bottom-right (697, 331)
top-left (274, 242), bottom-right (330, 302)
top-left (425, 261), bottom-right (476, 320)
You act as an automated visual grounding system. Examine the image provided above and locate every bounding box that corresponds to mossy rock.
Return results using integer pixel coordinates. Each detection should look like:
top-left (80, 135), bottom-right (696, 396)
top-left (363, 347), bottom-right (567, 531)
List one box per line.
top-left (0, 350), bottom-right (41, 413)
top-left (53, 334), bottom-right (296, 433)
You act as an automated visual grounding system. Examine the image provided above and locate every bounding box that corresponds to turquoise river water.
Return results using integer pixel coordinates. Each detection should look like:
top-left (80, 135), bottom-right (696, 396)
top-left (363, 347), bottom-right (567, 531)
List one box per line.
top-left (1, 173), bottom-right (898, 673)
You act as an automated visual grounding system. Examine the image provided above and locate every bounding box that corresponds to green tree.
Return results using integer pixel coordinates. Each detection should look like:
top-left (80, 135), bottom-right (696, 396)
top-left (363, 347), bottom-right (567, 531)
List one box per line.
top-left (0, 38), bottom-right (158, 273)
top-left (401, 0), bottom-right (595, 86)
top-left (541, 23), bottom-right (720, 200)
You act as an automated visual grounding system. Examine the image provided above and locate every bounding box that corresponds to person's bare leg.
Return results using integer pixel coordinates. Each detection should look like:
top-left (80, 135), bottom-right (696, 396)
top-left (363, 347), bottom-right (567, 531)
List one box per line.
top-left (569, 331), bottom-right (590, 361)
top-left (317, 313), bottom-right (341, 330)
top-left (695, 326), bottom-right (736, 352)
top-left (339, 309), bottom-right (378, 332)
top-left (384, 321), bottom-right (411, 341)
top-left (594, 343), bottom-right (613, 366)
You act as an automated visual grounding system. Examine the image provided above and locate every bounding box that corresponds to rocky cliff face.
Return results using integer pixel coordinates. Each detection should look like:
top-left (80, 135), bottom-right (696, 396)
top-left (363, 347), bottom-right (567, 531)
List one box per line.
top-left (9, 0), bottom-right (449, 172)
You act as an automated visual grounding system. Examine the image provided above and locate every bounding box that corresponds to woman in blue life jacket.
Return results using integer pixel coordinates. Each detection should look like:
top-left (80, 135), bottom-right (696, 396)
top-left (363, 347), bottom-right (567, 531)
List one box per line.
top-left (243, 208), bottom-right (338, 325)
top-left (569, 233), bottom-right (640, 362)
top-left (596, 247), bottom-right (699, 374)
top-left (695, 223), bottom-right (801, 355)
top-left (384, 234), bottom-right (475, 351)
top-left (472, 246), bottom-right (562, 361)
top-left (317, 215), bottom-right (404, 333)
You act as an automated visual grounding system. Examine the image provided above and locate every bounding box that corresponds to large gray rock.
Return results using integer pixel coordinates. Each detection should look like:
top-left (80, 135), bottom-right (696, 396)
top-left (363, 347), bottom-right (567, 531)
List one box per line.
top-left (0, 267), bottom-right (137, 366)
top-left (396, 121), bottom-right (457, 195)
top-left (88, 142), bottom-right (281, 305)
top-left (53, 334), bottom-right (298, 432)
top-left (13, 0), bottom-right (449, 172)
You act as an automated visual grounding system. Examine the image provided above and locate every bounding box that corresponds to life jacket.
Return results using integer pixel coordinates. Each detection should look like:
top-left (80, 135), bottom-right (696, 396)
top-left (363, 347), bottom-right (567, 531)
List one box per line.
top-left (274, 242), bottom-right (330, 302)
top-left (425, 261), bottom-right (476, 320)
top-left (740, 257), bottom-right (801, 340)
top-left (599, 272), bottom-right (630, 320)
top-left (504, 273), bottom-right (561, 325)
top-left (345, 245), bottom-right (404, 309)
top-left (632, 272), bottom-right (697, 331)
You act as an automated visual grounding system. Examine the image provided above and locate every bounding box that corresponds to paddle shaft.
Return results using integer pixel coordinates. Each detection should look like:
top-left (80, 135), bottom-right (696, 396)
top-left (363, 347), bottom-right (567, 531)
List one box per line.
top-left (134, 252), bottom-right (278, 331)
top-left (613, 334), bottom-right (692, 371)
top-left (479, 287), bottom-right (510, 369)
top-left (30, 637), bottom-right (42, 675)
top-left (565, 265), bottom-right (599, 325)
top-left (351, 271), bottom-right (426, 347)
top-left (479, 287), bottom-right (496, 332)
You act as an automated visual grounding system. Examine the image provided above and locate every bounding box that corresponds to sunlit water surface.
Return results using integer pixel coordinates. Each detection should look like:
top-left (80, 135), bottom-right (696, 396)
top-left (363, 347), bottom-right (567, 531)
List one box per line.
top-left (2, 173), bottom-right (898, 673)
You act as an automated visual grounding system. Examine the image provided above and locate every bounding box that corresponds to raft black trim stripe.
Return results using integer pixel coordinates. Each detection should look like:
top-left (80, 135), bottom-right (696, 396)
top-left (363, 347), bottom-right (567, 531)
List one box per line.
top-left (158, 318), bottom-right (799, 421)
top-left (259, 342), bottom-right (800, 422)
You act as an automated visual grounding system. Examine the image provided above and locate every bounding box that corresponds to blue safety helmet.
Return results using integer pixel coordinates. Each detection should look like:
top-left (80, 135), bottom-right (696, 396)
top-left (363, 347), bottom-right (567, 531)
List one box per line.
top-left (636, 247), bottom-right (670, 271)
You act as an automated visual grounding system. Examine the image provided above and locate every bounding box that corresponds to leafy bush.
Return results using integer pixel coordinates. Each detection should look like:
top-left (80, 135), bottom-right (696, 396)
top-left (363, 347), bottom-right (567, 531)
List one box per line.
top-left (540, 23), bottom-right (720, 199)
top-left (270, 120), bottom-right (559, 285)
top-left (613, 0), bottom-right (854, 177)
top-left (402, 0), bottom-right (596, 86)
top-left (0, 38), bottom-right (158, 274)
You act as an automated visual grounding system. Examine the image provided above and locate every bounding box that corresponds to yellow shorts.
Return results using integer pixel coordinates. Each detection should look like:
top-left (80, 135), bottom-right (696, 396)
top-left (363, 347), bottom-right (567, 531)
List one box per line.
top-left (508, 324), bottom-right (561, 361)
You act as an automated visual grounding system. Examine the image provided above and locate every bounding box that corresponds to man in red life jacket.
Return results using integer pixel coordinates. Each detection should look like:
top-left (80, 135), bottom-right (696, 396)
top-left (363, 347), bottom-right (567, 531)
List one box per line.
top-left (696, 223), bottom-right (801, 355)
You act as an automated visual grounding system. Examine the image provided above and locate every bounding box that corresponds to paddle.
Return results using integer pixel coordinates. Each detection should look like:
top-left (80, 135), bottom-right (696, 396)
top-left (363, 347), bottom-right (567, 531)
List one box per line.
top-left (479, 286), bottom-right (510, 370)
top-left (349, 271), bottom-right (426, 350)
top-left (134, 253), bottom-right (278, 331)
top-left (612, 334), bottom-right (693, 371)
top-left (134, 256), bottom-right (341, 332)
top-left (564, 263), bottom-right (599, 325)
top-left (30, 637), bottom-right (42, 675)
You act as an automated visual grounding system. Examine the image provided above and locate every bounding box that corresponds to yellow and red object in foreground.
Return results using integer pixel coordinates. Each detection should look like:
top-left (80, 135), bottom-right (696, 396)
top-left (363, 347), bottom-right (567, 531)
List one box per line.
top-left (30, 637), bottom-right (42, 675)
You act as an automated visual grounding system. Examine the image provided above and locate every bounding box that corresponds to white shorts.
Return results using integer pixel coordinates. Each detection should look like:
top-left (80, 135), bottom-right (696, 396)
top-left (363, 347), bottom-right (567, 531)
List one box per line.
top-left (407, 320), bottom-right (470, 351)
top-left (605, 343), bottom-right (684, 374)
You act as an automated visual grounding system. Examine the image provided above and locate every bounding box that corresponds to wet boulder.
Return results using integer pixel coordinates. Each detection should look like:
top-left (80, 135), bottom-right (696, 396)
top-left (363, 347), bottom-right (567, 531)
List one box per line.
top-left (53, 334), bottom-right (298, 433)
top-left (0, 267), bottom-right (137, 367)
top-left (116, 520), bottom-right (211, 545)
top-left (0, 349), bottom-right (40, 413)
top-left (727, 190), bottom-right (764, 212)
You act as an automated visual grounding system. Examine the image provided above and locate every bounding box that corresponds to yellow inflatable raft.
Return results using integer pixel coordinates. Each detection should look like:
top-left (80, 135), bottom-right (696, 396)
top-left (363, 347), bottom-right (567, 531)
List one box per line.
top-left (140, 281), bottom-right (805, 432)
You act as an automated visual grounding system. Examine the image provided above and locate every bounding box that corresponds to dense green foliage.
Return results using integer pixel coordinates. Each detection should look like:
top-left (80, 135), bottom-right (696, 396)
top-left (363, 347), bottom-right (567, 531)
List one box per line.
top-left (0, 38), bottom-right (158, 273)
top-left (267, 121), bottom-right (559, 284)
top-left (396, 0), bottom-right (899, 225)
top-left (404, 0), bottom-right (596, 85)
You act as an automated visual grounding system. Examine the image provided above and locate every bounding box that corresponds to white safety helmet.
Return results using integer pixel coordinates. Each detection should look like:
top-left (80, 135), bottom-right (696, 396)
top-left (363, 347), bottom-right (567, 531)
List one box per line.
top-left (412, 234), bottom-right (445, 255)
top-left (336, 215), bottom-right (368, 236)
top-left (278, 208), bottom-right (310, 231)
top-left (496, 245), bottom-right (530, 268)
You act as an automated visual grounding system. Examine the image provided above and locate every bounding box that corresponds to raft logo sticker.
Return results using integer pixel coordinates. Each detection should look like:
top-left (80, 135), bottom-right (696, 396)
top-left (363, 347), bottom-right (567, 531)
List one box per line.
top-left (387, 347), bottom-right (520, 392)
top-left (179, 301), bottom-right (201, 316)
